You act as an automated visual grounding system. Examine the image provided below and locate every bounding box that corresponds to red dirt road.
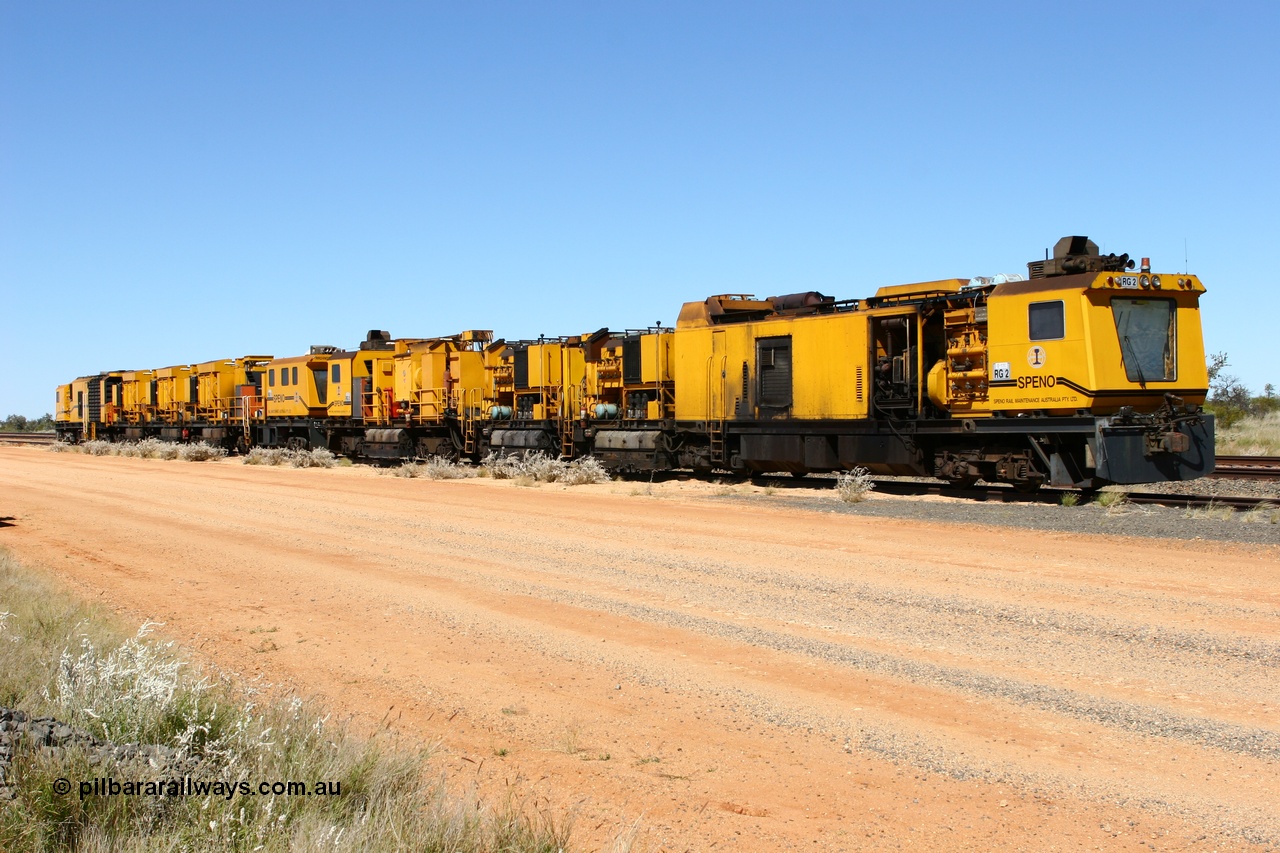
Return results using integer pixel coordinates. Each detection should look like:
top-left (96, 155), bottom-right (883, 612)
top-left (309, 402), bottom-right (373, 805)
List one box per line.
top-left (2, 446), bottom-right (1278, 851)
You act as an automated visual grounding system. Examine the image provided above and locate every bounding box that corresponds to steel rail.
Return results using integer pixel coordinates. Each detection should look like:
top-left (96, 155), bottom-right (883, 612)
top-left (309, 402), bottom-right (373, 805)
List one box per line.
top-left (0, 432), bottom-right (56, 445)
top-left (1209, 455), bottom-right (1280, 481)
top-left (714, 472), bottom-right (1276, 511)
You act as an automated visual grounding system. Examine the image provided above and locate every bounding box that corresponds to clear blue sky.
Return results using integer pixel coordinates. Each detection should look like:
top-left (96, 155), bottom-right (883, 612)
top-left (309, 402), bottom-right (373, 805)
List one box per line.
top-left (3, 1), bottom-right (1277, 417)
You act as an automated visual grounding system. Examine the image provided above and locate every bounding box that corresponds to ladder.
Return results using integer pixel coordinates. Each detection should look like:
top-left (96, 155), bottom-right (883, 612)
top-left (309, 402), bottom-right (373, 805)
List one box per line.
top-left (709, 419), bottom-right (725, 466)
top-left (461, 390), bottom-right (478, 456)
top-left (558, 385), bottom-right (575, 459)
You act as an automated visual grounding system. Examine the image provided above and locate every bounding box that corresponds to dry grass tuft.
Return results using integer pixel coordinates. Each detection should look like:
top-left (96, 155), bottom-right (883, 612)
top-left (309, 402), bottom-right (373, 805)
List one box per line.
top-left (1183, 500), bottom-right (1237, 521)
top-left (1094, 490), bottom-right (1129, 511)
top-left (1242, 502), bottom-right (1279, 524)
top-left (835, 467), bottom-right (875, 503)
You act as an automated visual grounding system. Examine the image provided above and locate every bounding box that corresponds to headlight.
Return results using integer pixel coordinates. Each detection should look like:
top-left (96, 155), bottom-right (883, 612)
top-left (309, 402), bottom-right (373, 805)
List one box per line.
top-left (1140, 274), bottom-right (1150, 288)
top-left (1151, 275), bottom-right (1162, 288)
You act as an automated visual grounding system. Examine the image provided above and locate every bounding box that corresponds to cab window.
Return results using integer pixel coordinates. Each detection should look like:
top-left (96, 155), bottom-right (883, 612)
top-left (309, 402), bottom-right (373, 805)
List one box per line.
top-left (1112, 298), bottom-right (1176, 382)
top-left (268, 369), bottom-right (275, 387)
top-left (292, 367), bottom-right (299, 385)
top-left (331, 364), bottom-right (341, 383)
top-left (1029, 301), bottom-right (1065, 341)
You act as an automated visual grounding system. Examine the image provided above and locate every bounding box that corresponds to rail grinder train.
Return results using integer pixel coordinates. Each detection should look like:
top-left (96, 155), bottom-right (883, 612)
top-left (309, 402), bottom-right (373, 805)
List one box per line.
top-left (56, 236), bottom-right (1215, 490)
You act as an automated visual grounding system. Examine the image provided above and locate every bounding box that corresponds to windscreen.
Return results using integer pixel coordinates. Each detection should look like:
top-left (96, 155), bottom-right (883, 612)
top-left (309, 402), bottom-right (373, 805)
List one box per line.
top-left (1111, 297), bottom-right (1176, 382)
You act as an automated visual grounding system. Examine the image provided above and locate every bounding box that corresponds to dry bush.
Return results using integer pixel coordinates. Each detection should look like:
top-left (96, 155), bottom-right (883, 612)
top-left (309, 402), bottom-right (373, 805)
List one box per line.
top-left (176, 442), bottom-right (227, 462)
top-left (48, 439), bottom-right (222, 462)
top-left (835, 467), bottom-right (875, 503)
top-left (514, 452), bottom-right (565, 482)
top-left (481, 452), bottom-right (610, 485)
top-left (243, 447), bottom-right (286, 466)
top-left (421, 457), bottom-right (478, 480)
top-left (480, 452), bottom-right (533, 480)
top-left (288, 447), bottom-right (336, 468)
top-left (241, 447), bottom-right (335, 468)
top-left (136, 438), bottom-right (179, 460)
top-left (557, 456), bottom-right (611, 485)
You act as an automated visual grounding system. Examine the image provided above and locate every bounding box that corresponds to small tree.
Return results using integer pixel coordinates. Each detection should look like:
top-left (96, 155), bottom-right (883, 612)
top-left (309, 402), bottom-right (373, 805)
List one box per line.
top-left (1256, 384), bottom-right (1280, 415)
top-left (1206, 352), bottom-right (1230, 386)
top-left (1205, 353), bottom-right (1252, 428)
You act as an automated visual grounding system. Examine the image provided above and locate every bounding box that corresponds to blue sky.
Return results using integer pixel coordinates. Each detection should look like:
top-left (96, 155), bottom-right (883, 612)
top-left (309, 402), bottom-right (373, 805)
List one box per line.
top-left (3, 1), bottom-right (1277, 417)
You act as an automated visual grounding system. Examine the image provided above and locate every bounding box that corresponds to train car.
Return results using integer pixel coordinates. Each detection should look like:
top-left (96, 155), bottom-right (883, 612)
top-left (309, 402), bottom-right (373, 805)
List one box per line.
top-left (575, 328), bottom-right (676, 470)
top-left (483, 334), bottom-right (591, 458)
top-left (628, 236), bottom-right (1210, 488)
top-left (241, 329), bottom-right (492, 460)
top-left (55, 372), bottom-right (124, 442)
top-left (118, 370), bottom-right (157, 439)
top-left (480, 327), bottom-right (677, 465)
top-left (346, 329), bottom-right (490, 460)
top-left (193, 355), bottom-right (272, 449)
top-left (153, 364), bottom-right (197, 439)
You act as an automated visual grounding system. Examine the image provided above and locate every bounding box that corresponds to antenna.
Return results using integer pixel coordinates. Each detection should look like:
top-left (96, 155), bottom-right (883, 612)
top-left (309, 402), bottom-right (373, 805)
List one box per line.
top-left (1184, 238), bottom-right (1188, 274)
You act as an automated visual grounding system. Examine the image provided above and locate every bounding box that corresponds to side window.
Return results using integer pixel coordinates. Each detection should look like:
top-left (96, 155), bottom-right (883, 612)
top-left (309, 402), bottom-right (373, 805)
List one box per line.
top-left (331, 364), bottom-right (341, 384)
top-left (292, 367), bottom-right (299, 386)
top-left (1029, 301), bottom-right (1065, 341)
top-left (269, 369), bottom-right (275, 387)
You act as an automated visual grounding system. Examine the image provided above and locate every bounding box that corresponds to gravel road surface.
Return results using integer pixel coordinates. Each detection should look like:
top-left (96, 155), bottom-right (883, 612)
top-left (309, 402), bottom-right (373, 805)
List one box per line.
top-left (1, 447), bottom-right (1276, 851)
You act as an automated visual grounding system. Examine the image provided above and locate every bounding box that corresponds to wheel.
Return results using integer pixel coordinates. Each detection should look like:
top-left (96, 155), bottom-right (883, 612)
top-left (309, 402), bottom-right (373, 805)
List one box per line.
top-left (1011, 480), bottom-right (1043, 494)
top-left (946, 476), bottom-right (980, 489)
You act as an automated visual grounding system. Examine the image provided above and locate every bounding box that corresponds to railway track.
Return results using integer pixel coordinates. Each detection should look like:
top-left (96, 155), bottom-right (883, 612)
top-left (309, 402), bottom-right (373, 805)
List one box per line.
top-left (9, 433), bottom-right (1277, 506)
top-left (1210, 454), bottom-right (1280, 480)
top-left (865, 478), bottom-right (1277, 511)
top-left (0, 432), bottom-right (55, 446)
top-left (727, 471), bottom-right (1277, 511)
top-left (640, 467), bottom-right (1275, 510)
